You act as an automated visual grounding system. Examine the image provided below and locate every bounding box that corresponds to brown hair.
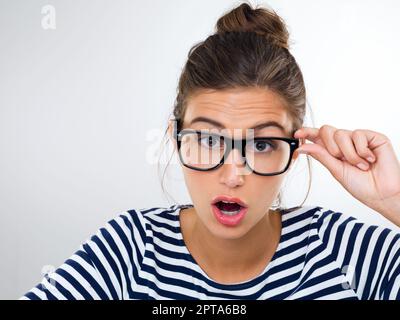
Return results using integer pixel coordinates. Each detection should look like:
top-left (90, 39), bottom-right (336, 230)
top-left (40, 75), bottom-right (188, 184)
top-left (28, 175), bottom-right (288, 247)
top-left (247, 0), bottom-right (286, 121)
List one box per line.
top-left (158, 1), bottom-right (314, 210)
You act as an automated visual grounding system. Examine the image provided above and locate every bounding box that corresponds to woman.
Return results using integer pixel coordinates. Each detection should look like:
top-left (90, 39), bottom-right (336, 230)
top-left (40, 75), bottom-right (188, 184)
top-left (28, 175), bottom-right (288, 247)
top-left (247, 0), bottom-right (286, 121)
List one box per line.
top-left (21, 2), bottom-right (400, 300)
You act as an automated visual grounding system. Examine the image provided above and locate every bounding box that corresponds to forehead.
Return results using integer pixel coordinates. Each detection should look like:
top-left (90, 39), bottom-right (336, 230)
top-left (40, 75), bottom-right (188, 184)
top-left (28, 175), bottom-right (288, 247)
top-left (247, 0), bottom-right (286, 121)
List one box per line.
top-left (183, 87), bottom-right (291, 135)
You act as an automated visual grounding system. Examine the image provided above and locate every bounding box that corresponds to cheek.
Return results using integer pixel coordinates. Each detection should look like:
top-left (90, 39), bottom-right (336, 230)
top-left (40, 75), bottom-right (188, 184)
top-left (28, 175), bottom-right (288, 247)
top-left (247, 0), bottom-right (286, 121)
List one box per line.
top-left (182, 170), bottom-right (216, 221)
top-left (182, 169), bottom-right (212, 198)
top-left (247, 176), bottom-right (284, 205)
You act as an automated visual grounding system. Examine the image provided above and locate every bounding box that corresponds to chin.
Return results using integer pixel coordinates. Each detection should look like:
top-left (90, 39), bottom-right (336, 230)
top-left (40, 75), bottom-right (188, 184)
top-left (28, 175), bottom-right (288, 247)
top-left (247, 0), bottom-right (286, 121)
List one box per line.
top-left (209, 221), bottom-right (252, 240)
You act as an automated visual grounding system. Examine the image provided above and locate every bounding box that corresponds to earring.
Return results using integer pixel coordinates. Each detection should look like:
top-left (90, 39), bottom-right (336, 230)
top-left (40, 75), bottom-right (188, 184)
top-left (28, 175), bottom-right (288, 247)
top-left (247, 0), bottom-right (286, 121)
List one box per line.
top-left (270, 192), bottom-right (281, 210)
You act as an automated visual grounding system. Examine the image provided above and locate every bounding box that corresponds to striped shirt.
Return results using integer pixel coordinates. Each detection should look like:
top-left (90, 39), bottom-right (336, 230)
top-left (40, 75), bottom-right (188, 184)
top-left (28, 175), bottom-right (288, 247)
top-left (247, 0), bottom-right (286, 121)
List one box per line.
top-left (21, 204), bottom-right (400, 300)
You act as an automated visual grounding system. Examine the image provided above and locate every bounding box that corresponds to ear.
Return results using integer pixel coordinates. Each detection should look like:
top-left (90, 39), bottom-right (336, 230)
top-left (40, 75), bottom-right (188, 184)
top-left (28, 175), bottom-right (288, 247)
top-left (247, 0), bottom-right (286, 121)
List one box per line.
top-left (292, 150), bottom-right (300, 161)
top-left (289, 152), bottom-right (298, 169)
top-left (167, 120), bottom-right (178, 152)
top-left (167, 120), bottom-right (173, 139)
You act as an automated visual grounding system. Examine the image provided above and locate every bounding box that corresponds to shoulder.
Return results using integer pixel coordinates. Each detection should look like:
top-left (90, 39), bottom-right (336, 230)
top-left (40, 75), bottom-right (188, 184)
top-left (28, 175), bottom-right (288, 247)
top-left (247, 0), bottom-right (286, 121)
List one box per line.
top-left (79, 204), bottom-right (190, 268)
top-left (280, 205), bottom-right (400, 299)
top-left (101, 204), bottom-right (186, 235)
top-left (308, 206), bottom-right (400, 264)
top-left (280, 204), bottom-right (400, 253)
top-left (101, 204), bottom-right (194, 242)
top-left (82, 204), bottom-right (187, 252)
top-left (312, 206), bottom-right (400, 243)
top-left (125, 203), bottom-right (193, 231)
top-left (308, 206), bottom-right (400, 299)
top-left (280, 204), bottom-right (325, 230)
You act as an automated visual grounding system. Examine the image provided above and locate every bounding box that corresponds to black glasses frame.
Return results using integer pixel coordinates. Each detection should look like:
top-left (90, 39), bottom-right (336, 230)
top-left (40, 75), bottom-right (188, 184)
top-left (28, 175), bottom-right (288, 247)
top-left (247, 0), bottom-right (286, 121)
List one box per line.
top-left (172, 119), bottom-right (300, 176)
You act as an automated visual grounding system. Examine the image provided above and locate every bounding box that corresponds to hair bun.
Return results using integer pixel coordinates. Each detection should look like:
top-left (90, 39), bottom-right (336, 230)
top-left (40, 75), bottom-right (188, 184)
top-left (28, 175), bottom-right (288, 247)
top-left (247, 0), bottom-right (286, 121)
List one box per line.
top-left (215, 2), bottom-right (290, 50)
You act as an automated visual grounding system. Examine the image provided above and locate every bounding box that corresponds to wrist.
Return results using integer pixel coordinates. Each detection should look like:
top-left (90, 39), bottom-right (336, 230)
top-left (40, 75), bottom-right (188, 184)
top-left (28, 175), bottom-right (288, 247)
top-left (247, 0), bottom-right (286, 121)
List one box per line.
top-left (373, 194), bottom-right (400, 228)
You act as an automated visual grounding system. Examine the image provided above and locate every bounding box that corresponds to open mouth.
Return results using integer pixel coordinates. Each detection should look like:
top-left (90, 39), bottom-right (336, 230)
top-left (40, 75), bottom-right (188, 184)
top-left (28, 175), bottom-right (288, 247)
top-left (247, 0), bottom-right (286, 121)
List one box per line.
top-left (214, 201), bottom-right (244, 216)
top-left (211, 196), bottom-right (248, 227)
top-left (212, 198), bottom-right (248, 227)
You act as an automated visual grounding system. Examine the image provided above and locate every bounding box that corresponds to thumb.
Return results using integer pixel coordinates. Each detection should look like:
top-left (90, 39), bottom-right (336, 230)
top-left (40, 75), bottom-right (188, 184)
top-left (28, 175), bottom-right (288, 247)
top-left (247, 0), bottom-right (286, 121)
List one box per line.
top-left (297, 143), bottom-right (343, 179)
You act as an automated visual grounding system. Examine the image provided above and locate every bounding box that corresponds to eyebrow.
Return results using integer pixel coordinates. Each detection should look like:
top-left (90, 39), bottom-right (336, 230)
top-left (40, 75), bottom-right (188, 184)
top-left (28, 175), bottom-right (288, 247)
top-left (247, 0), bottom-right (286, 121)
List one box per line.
top-left (188, 116), bottom-right (287, 133)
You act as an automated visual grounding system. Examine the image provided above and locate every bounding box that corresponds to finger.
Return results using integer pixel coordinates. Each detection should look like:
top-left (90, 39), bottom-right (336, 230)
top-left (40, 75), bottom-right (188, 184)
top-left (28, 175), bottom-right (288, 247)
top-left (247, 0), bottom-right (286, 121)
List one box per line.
top-left (294, 127), bottom-right (325, 147)
top-left (297, 142), bottom-right (343, 180)
top-left (334, 130), bottom-right (371, 171)
top-left (294, 127), bottom-right (319, 141)
top-left (353, 129), bottom-right (389, 154)
top-left (319, 125), bottom-right (344, 159)
top-left (295, 125), bottom-right (344, 158)
top-left (352, 130), bottom-right (376, 163)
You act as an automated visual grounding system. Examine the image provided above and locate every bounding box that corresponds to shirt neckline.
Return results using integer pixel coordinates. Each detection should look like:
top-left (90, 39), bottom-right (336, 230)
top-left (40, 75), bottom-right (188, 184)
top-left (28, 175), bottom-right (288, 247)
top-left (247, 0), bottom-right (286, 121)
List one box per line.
top-left (173, 203), bottom-right (290, 290)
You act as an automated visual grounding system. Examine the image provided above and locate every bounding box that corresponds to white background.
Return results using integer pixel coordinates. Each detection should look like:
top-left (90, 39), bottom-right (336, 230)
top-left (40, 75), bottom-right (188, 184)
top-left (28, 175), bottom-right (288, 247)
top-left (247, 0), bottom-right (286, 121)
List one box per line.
top-left (0, 0), bottom-right (399, 299)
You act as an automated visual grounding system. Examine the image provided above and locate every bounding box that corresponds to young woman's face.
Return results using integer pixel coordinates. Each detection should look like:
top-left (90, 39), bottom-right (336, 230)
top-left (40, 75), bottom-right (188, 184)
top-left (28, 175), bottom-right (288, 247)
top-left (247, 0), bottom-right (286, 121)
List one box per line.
top-left (171, 87), bottom-right (299, 240)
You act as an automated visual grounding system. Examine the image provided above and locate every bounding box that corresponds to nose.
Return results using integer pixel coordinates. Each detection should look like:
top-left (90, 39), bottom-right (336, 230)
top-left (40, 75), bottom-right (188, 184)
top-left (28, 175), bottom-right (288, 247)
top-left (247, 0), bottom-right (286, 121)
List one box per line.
top-left (219, 148), bottom-right (251, 188)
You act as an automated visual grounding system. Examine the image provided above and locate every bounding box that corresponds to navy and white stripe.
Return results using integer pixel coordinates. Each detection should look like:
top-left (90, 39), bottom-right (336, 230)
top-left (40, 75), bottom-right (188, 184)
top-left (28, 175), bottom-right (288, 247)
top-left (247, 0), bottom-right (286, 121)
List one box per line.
top-left (21, 204), bottom-right (400, 300)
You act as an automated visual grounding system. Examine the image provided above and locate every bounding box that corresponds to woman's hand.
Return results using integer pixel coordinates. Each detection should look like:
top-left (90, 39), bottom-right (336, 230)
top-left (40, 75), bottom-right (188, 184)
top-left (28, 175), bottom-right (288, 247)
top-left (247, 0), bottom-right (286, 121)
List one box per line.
top-left (294, 125), bottom-right (400, 227)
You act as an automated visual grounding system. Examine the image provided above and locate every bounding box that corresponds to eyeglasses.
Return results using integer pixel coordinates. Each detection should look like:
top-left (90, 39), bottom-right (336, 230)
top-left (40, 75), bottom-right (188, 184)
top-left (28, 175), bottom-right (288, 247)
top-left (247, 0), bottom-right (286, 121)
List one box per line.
top-left (172, 119), bottom-right (300, 176)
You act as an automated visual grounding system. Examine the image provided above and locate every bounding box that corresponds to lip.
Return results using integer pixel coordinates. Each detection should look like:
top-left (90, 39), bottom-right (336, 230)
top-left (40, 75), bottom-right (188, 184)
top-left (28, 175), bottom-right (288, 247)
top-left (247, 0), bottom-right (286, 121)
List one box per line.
top-left (211, 204), bottom-right (248, 227)
top-left (211, 195), bottom-right (248, 208)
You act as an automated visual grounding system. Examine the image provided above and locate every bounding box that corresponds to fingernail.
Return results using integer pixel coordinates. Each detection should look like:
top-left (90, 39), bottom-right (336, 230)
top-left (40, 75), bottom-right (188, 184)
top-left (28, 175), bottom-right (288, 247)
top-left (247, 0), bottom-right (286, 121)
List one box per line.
top-left (367, 156), bottom-right (375, 163)
top-left (357, 162), bottom-right (369, 170)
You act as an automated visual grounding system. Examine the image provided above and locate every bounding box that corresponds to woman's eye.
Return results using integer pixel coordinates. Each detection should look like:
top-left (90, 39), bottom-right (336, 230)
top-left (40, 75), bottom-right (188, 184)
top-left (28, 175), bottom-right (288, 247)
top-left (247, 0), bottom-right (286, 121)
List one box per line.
top-left (199, 135), bottom-right (222, 148)
top-left (250, 140), bottom-right (276, 152)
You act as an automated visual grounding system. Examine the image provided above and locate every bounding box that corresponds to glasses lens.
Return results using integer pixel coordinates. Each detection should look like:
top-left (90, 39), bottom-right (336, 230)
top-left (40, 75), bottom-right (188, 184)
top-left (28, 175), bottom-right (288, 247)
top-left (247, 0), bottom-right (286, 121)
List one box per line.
top-left (178, 132), bottom-right (291, 174)
top-left (179, 132), bottom-right (226, 169)
top-left (245, 138), bottom-right (291, 174)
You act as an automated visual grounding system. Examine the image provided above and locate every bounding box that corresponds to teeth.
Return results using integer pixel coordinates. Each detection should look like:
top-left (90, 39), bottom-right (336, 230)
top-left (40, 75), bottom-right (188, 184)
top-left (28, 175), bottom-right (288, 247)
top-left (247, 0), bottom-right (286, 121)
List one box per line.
top-left (220, 209), bottom-right (241, 216)
top-left (221, 200), bottom-right (237, 204)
